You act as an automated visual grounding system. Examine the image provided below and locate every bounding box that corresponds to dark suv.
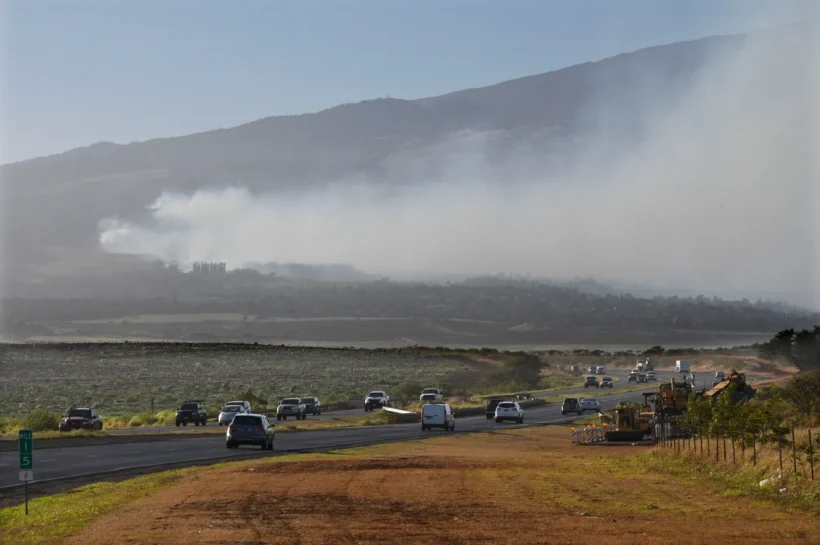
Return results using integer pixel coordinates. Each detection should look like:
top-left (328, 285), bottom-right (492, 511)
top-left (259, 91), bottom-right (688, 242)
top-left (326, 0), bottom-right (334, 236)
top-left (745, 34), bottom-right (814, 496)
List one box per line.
top-left (175, 401), bottom-right (207, 426)
top-left (485, 398), bottom-right (507, 420)
top-left (59, 407), bottom-right (104, 431)
top-left (300, 397), bottom-right (321, 416)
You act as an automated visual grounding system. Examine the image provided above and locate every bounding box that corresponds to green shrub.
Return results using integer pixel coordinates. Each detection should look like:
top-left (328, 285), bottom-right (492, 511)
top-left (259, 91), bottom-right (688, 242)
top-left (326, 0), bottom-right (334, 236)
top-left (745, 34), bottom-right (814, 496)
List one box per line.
top-left (22, 408), bottom-right (60, 432)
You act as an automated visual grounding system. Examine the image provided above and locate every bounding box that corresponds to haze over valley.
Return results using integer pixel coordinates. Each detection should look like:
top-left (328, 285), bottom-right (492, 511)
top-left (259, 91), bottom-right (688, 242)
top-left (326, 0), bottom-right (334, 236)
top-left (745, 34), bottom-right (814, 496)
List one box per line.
top-left (2, 15), bottom-right (818, 346)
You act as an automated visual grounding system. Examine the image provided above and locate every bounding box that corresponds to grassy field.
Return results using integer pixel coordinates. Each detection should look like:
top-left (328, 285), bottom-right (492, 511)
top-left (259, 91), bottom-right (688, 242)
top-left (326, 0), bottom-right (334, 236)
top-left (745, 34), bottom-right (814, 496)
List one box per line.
top-left (2, 426), bottom-right (817, 545)
top-left (0, 343), bottom-right (480, 416)
top-left (0, 342), bottom-right (785, 422)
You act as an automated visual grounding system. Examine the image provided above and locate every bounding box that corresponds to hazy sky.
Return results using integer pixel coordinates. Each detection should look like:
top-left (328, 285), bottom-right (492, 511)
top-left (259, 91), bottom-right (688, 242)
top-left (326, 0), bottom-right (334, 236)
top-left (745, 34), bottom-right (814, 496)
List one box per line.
top-left (0, 0), bottom-right (810, 164)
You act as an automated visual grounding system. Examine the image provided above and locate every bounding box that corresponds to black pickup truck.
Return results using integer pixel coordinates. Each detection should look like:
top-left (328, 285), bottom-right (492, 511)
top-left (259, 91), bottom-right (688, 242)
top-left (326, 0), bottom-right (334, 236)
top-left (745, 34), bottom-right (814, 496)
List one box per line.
top-left (485, 398), bottom-right (506, 420)
top-left (175, 401), bottom-right (207, 426)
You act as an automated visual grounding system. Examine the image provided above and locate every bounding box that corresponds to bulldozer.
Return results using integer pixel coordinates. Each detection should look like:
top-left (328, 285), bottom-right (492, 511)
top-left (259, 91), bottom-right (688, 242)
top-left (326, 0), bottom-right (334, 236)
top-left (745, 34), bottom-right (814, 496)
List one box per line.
top-left (705, 369), bottom-right (755, 403)
top-left (604, 401), bottom-right (653, 442)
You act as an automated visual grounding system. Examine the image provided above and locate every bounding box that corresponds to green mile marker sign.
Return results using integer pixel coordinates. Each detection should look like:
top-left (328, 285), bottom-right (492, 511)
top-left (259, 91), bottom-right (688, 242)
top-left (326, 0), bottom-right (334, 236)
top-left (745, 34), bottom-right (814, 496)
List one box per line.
top-left (19, 429), bottom-right (33, 470)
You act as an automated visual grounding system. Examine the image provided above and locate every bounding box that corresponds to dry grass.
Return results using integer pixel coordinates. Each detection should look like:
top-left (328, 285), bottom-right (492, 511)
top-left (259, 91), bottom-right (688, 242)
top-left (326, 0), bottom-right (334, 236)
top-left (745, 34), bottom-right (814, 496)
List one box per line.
top-left (4, 427), bottom-right (817, 545)
top-left (648, 427), bottom-right (820, 509)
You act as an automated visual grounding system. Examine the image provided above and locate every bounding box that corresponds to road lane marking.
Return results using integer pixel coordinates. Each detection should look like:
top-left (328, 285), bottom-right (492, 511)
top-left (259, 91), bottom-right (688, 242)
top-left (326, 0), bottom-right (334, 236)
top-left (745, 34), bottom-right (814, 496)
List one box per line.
top-left (41, 459), bottom-right (56, 462)
top-left (87, 455), bottom-right (99, 458)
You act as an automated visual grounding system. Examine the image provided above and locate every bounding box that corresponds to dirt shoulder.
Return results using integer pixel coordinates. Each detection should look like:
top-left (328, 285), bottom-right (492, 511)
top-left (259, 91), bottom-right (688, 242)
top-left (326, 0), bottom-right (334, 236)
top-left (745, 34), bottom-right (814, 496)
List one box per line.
top-left (6, 426), bottom-right (812, 545)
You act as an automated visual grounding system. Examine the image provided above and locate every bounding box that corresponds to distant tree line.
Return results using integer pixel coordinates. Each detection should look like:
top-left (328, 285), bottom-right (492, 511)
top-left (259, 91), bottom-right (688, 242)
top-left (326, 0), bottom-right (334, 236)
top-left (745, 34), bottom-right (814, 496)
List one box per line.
top-left (3, 282), bottom-right (818, 336)
top-left (756, 326), bottom-right (820, 371)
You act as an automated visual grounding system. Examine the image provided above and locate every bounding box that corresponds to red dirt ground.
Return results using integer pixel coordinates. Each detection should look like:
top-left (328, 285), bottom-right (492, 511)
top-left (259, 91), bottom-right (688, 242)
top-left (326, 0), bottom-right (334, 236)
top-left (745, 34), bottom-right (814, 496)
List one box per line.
top-left (67, 427), bottom-right (820, 545)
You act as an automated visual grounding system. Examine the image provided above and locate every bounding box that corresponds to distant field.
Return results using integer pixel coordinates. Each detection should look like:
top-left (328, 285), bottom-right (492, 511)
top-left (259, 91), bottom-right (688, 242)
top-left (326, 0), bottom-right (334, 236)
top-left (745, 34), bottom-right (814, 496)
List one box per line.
top-left (0, 344), bottom-right (477, 416)
top-left (8, 310), bottom-right (776, 348)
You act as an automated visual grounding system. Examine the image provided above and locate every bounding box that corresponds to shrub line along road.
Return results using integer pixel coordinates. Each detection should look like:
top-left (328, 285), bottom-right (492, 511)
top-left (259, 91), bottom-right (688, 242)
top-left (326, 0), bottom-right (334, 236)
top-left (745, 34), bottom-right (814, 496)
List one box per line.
top-left (0, 370), bottom-right (702, 490)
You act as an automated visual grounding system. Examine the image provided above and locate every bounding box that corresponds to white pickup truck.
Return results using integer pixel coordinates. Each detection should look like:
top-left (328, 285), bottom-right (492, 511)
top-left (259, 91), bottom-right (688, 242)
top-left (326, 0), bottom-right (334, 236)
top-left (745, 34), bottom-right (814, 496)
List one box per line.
top-left (676, 360), bottom-right (691, 373)
top-left (364, 391), bottom-right (390, 411)
top-left (420, 388), bottom-right (444, 402)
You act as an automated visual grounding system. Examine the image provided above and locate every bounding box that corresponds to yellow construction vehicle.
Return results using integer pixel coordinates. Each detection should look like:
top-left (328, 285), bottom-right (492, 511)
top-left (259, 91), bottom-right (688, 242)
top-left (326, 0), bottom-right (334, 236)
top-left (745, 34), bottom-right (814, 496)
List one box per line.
top-left (604, 402), bottom-right (652, 442)
top-left (655, 378), bottom-right (693, 421)
top-left (705, 369), bottom-right (755, 402)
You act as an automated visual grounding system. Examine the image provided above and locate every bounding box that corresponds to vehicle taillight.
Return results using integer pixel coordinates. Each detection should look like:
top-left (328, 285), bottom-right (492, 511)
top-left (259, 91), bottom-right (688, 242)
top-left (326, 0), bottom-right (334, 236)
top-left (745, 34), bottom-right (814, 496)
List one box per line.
top-left (255, 426), bottom-right (264, 431)
top-left (228, 424), bottom-right (235, 430)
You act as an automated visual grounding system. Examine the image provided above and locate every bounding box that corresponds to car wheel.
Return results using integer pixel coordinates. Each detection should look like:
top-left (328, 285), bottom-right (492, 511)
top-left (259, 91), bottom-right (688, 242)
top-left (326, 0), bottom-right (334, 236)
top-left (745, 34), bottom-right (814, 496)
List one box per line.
top-left (183, 421), bottom-right (188, 426)
top-left (175, 422), bottom-right (180, 427)
top-left (226, 442), bottom-right (233, 449)
top-left (520, 417), bottom-right (524, 424)
top-left (195, 421), bottom-right (200, 426)
top-left (202, 419), bottom-right (207, 426)
top-left (495, 418), bottom-right (501, 424)
top-left (562, 411), bottom-right (567, 415)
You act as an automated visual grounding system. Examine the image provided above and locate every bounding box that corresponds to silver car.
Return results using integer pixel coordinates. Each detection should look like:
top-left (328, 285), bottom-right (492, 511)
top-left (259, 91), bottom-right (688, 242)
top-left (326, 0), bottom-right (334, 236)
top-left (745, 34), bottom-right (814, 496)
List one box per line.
top-left (494, 401), bottom-right (524, 424)
top-left (218, 404), bottom-right (247, 425)
top-left (276, 398), bottom-right (306, 420)
top-left (226, 414), bottom-right (275, 450)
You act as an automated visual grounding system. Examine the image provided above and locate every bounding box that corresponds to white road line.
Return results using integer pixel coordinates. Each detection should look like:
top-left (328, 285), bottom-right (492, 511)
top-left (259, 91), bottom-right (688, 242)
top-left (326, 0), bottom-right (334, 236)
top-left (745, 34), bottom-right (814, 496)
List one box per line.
top-left (166, 448), bottom-right (177, 451)
top-left (0, 464), bottom-right (9, 467)
top-left (40, 459), bottom-right (56, 462)
top-left (86, 454), bottom-right (99, 458)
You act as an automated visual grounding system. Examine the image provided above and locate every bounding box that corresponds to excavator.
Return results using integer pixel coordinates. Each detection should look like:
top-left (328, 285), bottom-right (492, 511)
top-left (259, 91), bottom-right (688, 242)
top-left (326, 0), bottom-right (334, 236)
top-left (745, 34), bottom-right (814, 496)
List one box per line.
top-left (654, 378), bottom-right (694, 420)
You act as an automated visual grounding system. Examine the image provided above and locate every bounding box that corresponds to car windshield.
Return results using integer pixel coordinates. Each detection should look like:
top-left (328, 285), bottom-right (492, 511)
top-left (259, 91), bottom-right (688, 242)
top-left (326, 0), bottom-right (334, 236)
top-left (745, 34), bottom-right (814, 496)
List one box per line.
top-left (221, 406), bottom-right (241, 412)
top-left (226, 402), bottom-right (244, 407)
top-left (180, 403), bottom-right (198, 410)
top-left (67, 409), bottom-right (91, 418)
top-left (498, 402), bottom-right (515, 408)
top-left (232, 416), bottom-right (262, 426)
top-left (281, 398), bottom-right (301, 405)
top-left (368, 392), bottom-right (383, 398)
top-left (300, 398), bottom-right (314, 403)
top-left (422, 389), bottom-right (437, 394)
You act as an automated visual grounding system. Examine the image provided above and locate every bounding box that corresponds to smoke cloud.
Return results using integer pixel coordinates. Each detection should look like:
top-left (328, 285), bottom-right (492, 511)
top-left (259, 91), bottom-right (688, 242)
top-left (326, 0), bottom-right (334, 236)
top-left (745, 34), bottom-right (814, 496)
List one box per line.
top-left (99, 21), bottom-right (820, 308)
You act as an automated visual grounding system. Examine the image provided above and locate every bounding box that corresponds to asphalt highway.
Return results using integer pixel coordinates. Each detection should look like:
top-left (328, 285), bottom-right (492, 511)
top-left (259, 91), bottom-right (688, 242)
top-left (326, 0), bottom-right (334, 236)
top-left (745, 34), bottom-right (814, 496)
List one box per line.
top-left (105, 368), bottom-right (686, 436)
top-left (1, 366), bottom-right (734, 489)
top-left (0, 385), bottom-right (653, 489)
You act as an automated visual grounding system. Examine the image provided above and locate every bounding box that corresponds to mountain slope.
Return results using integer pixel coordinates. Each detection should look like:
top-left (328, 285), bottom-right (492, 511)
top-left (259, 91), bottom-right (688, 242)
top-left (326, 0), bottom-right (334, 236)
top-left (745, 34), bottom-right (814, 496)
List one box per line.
top-left (0, 29), bottom-right (781, 277)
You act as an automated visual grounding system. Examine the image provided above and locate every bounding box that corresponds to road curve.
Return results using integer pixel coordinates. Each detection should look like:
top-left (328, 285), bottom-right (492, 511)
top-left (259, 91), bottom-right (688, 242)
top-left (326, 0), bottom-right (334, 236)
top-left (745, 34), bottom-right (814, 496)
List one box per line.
top-left (0, 386), bottom-right (651, 489)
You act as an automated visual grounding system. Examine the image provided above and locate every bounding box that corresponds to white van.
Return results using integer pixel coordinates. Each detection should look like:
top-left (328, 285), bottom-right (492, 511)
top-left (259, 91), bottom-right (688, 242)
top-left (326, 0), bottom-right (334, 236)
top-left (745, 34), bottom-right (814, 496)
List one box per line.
top-left (421, 403), bottom-right (455, 432)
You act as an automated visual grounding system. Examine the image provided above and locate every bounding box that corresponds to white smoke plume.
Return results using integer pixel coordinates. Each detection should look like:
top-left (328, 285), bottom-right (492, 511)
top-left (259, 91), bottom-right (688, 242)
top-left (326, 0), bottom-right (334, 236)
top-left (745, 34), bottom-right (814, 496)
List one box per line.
top-left (100, 20), bottom-right (820, 308)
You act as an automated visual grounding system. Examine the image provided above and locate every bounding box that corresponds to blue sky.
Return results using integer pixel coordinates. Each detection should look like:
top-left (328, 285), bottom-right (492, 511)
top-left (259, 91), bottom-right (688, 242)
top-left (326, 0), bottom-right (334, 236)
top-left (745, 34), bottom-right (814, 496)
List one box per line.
top-left (0, 0), bottom-right (810, 163)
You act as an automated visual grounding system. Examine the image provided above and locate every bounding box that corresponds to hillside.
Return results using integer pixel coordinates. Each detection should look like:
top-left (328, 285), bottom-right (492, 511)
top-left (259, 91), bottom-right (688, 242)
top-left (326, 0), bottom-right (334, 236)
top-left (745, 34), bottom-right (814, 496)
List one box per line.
top-left (3, 274), bottom-right (817, 346)
top-left (0, 31), bottom-right (754, 278)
